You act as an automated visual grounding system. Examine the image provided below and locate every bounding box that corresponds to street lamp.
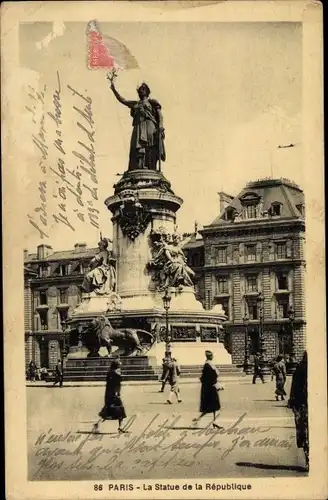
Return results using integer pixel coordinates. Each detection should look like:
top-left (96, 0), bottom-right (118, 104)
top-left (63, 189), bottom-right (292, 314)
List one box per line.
top-left (256, 292), bottom-right (264, 352)
top-left (287, 305), bottom-right (297, 374)
top-left (57, 306), bottom-right (69, 361)
top-left (256, 292), bottom-right (269, 375)
top-left (162, 289), bottom-right (172, 345)
top-left (243, 314), bottom-right (250, 373)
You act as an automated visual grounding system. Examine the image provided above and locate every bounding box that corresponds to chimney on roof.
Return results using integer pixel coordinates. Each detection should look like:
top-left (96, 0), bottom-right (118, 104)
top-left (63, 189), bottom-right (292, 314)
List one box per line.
top-left (74, 242), bottom-right (87, 251)
top-left (218, 192), bottom-right (234, 214)
top-left (23, 249), bottom-right (29, 261)
top-left (37, 244), bottom-right (53, 260)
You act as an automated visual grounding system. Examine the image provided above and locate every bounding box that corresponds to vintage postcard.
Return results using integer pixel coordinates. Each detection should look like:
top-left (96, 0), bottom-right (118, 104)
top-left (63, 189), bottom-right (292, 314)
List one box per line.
top-left (2, 1), bottom-right (327, 499)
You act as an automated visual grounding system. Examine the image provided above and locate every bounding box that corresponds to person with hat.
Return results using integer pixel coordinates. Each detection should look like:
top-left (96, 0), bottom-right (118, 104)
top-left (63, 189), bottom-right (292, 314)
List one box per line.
top-left (271, 354), bottom-right (287, 400)
top-left (252, 352), bottom-right (265, 384)
top-left (166, 357), bottom-right (182, 404)
top-left (159, 351), bottom-right (171, 393)
top-left (192, 350), bottom-right (223, 429)
top-left (92, 359), bottom-right (127, 434)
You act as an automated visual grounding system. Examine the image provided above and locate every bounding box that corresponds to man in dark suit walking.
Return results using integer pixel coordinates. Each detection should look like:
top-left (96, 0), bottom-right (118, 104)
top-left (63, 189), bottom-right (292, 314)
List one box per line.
top-left (53, 359), bottom-right (64, 387)
top-left (252, 352), bottom-right (265, 384)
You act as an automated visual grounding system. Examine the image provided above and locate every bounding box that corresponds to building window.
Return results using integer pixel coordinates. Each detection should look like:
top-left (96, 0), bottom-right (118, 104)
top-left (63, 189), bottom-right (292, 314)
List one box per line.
top-left (249, 329), bottom-right (261, 355)
top-left (278, 330), bottom-right (293, 355)
top-left (296, 204), bottom-right (304, 216)
top-left (80, 262), bottom-right (89, 275)
top-left (226, 208), bottom-right (236, 221)
top-left (276, 242), bottom-right (287, 259)
top-left (270, 202), bottom-right (282, 216)
top-left (247, 299), bottom-right (258, 320)
top-left (39, 265), bottom-right (49, 278)
top-left (216, 247), bottom-right (227, 264)
top-left (59, 288), bottom-right (68, 304)
top-left (246, 204), bottom-right (257, 219)
top-left (39, 311), bottom-right (48, 330)
top-left (277, 298), bottom-right (289, 318)
top-left (215, 298), bottom-right (230, 319)
top-left (217, 277), bottom-right (229, 294)
top-left (277, 272), bottom-right (288, 290)
top-left (59, 264), bottom-right (68, 276)
top-left (191, 253), bottom-right (202, 267)
top-left (39, 290), bottom-right (47, 305)
top-left (246, 275), bottom-right (258, 292)
top-left (245, 245), bottom-right (256, 262)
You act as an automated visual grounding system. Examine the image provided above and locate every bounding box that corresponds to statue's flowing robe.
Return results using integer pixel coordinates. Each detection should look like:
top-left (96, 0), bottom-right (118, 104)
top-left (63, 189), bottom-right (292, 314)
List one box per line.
top-left (129, 98), bottom-right (165, 170)
top-left (82, 250), bottom-right (116, 295)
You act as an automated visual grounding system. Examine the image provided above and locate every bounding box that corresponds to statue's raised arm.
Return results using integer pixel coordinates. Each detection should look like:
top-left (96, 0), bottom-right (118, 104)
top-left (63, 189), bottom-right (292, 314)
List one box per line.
top-left (108, 78), bottom-right (137, 109)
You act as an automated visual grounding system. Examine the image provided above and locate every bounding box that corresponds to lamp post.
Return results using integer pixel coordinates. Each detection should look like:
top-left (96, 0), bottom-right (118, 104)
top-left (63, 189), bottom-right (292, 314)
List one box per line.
top-left (256, 292), bottom-right (269, 375)
top-left (287, 305), bottom-right (297, 374)
top-left (162, 289), bottom-right (172, 346)
top-left (243, 314), bottom-right (250, 373)
top-left (257, 292), bottom-right (264, 352)
top-left (57, 306), bottom-right (69, 362)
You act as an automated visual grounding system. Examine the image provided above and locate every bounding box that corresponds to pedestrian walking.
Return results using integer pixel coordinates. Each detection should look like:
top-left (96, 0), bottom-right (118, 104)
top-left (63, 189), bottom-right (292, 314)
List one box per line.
top-left (193, 350), bottom-right (223, 429)
top-left (271, 355), bottom-right (287, 400)
top-left (93, 360), bottom-right (127, 434)
top-left (288, 351), bottom-right (309, 471)
top-left (53, 359), bottom-right (64, 387)
top-left (252, 352), bottom-right (265, 384)
top-left (28, 361), bottom-right (36, 382)
top-left (159, 352), bottom-right (171, 392)
top-left (166, 357), bottom-right (182, 404)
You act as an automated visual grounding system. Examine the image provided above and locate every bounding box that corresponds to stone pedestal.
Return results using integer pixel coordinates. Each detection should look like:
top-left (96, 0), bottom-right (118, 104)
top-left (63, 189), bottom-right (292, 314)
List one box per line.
top-left (66, 169), bottom-right (232, 372)
top-left (105, 169), bottom-right (183, 306)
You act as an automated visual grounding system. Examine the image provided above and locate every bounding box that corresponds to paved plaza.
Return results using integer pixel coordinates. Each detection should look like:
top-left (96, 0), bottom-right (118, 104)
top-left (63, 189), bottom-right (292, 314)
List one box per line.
top-left (26, 376), bottom-right (308, 481)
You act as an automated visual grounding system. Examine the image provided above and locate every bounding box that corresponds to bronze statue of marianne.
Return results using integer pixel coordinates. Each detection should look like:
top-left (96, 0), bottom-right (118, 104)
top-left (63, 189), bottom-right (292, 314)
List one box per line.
top-left (108, 76), bottom-right (166, 171)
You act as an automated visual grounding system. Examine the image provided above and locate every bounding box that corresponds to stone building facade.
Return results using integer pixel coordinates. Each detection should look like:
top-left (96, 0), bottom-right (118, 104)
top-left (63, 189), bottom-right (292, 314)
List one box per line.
top-left (24, 242), bottom-right (101, 369)
top-left (184, 178), bottom-right (306, 364)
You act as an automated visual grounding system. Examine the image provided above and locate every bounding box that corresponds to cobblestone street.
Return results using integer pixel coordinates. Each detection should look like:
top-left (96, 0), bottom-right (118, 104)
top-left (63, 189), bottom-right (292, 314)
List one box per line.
top-left (26, 376), bottom-right (308, 481)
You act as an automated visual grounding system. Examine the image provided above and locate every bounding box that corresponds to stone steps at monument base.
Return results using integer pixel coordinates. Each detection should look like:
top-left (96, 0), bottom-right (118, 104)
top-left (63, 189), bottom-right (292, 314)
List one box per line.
top-left (179, 365), bottom-right (244, 378)
top-left (46, 364), bottom-right (244, 382)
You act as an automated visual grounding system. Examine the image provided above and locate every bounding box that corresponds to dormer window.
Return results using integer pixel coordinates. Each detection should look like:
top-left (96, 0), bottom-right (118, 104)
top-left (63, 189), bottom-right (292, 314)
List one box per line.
top-left (296, 203), bottom-right (304, 216)
top-left (39, 264), bottom-right (49, 278)
top-left (246, 205), bottom-right (257, 219)
top-left (239, 192), bottom-right (261, 220)
top-left (269, 202), bottom-right (282, 217)
top-left (226, 208), bottom-right (236, 221)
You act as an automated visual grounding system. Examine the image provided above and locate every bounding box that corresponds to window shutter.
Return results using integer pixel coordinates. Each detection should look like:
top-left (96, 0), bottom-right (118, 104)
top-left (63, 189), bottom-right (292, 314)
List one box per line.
top-left (286, 240), bottom-right (293, 258)
top-left (257, 272), bottom-right (263, 293)
top-left (227, 245), bottom-right (233, 264)
top-left (239, 243), bottom-right (245, 262)
top-left (269, 241), bottom-right (275, 261)
top-left (211, 246), bottom-right (216, 265)
top-left (240, 273), bottom-right (245, 296)
top-left (256, 242), bottom-right (262, 262)
top-left (228, 274), bottom-right (233, 296)
top-left (287, 269), bottom-right (293, 292)
top-left (233, 245), bottom-right (239, 264)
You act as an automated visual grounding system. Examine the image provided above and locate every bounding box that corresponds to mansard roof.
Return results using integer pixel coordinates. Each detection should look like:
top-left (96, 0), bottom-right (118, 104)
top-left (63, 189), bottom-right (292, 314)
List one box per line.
top-left (208, 178), bottom-right (304, 227)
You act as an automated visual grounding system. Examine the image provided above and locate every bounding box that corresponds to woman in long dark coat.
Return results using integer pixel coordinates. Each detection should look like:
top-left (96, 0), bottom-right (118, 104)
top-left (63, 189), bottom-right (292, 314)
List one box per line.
top-left (288, 351), bottom-right (309, 470)
top-left (93, 359), bottom-right (127, 433)
top-left (271, 355), bottom-right (287, 400)
top-left (193, 351), bottom-right (223, 429)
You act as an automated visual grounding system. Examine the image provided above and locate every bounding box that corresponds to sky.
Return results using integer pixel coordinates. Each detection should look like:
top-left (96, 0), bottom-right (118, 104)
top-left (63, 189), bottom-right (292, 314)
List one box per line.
top-left (18, 20), bottom-right (302, 253)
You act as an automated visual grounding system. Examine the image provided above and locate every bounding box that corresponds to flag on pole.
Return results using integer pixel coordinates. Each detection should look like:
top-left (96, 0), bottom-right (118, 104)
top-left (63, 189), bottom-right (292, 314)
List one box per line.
top-left (87, 20), bottom-right (139, 70)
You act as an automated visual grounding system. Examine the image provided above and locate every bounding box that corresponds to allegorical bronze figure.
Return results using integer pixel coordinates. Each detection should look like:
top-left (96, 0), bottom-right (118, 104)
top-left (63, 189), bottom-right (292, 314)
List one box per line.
top-left (107, 73), bottom-right (166, 171)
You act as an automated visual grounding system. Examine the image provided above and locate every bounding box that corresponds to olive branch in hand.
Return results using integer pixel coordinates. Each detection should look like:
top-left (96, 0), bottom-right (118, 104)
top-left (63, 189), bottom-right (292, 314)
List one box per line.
top-left (107, 68), bottom-right (119, 84)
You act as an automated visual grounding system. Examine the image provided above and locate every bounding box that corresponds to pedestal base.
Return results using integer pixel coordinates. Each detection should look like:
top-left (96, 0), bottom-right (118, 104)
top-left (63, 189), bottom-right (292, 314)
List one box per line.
top-left (150, 341), bottom-right (232, 365)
